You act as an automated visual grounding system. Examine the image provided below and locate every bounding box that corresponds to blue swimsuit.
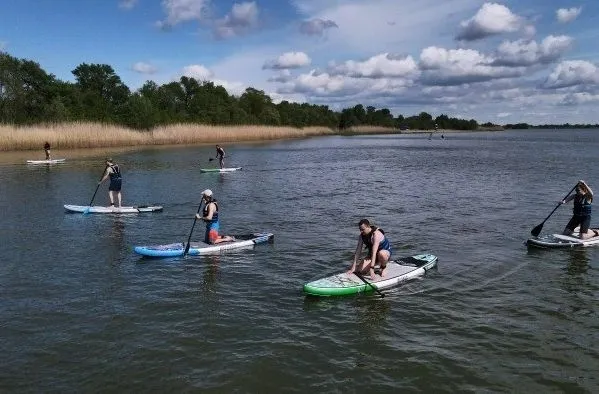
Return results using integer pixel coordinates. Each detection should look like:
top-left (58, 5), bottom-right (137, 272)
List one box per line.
top-left (361, 226), bottom-right (392, 256)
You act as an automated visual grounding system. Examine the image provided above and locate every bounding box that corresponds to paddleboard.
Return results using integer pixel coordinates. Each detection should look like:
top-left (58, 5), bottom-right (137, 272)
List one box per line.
top-left (134, 232), bottom-right (274, 257)
top-left (303, 254), bottom-right (438, 297)
top-left (200, 167), bottom-right (242, 173)
top-left (527, 232), bottom-right (599, 248)
top-left (27, 159), bottom-right (66, 164)
top-left (64, 204), bottom-right (163, 214)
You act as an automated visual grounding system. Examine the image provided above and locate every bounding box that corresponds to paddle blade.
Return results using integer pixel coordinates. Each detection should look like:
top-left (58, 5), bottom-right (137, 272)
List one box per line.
top-left (531, 223), bottom-right (543, 237)
top-left (183, 242), bottom-right (191, 255)
top-left (208, 158), bottom-right (214, 161)
top-left (83, 206), bottom-right (91, 215)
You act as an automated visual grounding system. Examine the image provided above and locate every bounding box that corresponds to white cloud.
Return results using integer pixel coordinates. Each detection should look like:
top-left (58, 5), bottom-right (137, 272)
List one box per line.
top-left (263, 52), bottom-right (311, 70)
top-left (299, 18), bottom-right (338, 36)
top-left (560, 92), bottom-right (599, 105)
top-left (328, 53), bottom-right (419, 79)
top-left (213, 1), bottom-right (259, 39)
top-left (267, 69), bottom-right (293, 83)
top-left (544, 60), bottom-right (599, 89)
top-left (182, 64), bottom-right (213, 80)
top-left (494, 35), bottom-right (573, 66)
top-left (419, 46), bottom-right (524, 86)
top-left (156, 0), bottom-right (211, 29)
top-left (556, 7), bottom-right (582, 24)
top-left (456, 3), bottom-right (524, 41)
top-left (291, 0), bottom-right (481, 56)
top-left (132, 62), bottom-right (158, 74)
top-left (119, 0), bottom-right (138, 10)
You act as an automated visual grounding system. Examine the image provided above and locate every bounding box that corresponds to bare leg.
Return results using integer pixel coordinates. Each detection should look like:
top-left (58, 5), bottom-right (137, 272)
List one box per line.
top-left (109, 191), bottom-right (115, 206)
top-left (377, 250), bottom-right (391, 277)
top-left (116, 192), bottom-right (122, 207)
top-left (212, 235), bottom-right (235, 244)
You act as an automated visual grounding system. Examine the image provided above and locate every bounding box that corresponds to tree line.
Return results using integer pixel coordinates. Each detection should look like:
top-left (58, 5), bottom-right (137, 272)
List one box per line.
top-left (0, 51), bottom-right (480, 131)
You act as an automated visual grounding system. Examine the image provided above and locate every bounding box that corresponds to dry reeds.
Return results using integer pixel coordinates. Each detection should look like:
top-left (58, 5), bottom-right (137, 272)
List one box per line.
top-left (0, 122), bottom-right (335, 151)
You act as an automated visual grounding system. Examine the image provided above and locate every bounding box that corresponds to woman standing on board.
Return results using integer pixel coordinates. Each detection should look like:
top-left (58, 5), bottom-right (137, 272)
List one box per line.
top-left (44, 141), bottom-right (51, 160)
top-left (561, 180), bottom-right (598, 239)
top-left (348, 219), bottom-right (392, 280)
top-left (99, 158), bottom-right (122, 208)
top-left (215, 145), bottom-right (226, 169)
top-left (195, 189), bottom-right (235, 244)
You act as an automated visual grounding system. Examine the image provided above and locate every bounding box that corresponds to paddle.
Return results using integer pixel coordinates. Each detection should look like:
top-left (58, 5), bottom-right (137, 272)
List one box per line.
top-left (530, 184), bottom-right (578, 237)
top-left (84, 166), bottom-right (108, 214)
top-left (355, 272), bottom-right (385, 298)
top-left (184, 200), bottom-right (204, 256)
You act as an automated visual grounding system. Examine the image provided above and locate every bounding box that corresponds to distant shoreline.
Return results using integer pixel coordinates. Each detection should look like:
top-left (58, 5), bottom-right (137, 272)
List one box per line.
top-left (0, 122), bottom-right (500, 152)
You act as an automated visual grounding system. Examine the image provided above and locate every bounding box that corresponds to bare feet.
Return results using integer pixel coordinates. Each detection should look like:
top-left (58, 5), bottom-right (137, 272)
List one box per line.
top-left (380, 265), bottom-right (387, 277)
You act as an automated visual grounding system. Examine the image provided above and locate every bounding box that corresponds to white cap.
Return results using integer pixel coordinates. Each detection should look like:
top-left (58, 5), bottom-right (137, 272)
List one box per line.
top-left (201, 189), bottom-right (213, 197)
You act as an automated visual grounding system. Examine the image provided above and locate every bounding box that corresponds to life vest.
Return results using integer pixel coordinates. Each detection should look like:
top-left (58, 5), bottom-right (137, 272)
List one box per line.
top-left (573, 193), bottom-right (592, 216)
top-left (361, 226), bottom-right (391, 254)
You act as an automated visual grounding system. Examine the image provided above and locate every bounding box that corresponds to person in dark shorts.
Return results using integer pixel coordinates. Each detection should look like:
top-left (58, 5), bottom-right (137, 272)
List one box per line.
top-left (99, 158), bottom-right (122, 208)
top-left (44, 141), bottom-right (51, 160)
top-left (215, 145), bottom-right (226, 169)
top-left (562, 180), bottom-right (597, 239)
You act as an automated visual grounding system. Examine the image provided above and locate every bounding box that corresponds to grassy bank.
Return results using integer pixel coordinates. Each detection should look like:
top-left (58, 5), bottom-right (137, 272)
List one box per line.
top-left (0, 122), bottom-right (335, 151)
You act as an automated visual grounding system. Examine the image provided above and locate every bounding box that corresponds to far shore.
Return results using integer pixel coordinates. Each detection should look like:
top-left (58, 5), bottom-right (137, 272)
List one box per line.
top-left (0, 122), bottom-right (500, 153)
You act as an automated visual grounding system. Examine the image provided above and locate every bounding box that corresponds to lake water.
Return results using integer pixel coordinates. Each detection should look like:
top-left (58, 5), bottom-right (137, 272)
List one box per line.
top-left (1, 130), bottom-right (598, 393)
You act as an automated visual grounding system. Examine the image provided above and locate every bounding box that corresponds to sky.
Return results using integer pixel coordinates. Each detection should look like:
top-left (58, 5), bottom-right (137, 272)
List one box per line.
top-left (1, 0), bottom-right (599, 124)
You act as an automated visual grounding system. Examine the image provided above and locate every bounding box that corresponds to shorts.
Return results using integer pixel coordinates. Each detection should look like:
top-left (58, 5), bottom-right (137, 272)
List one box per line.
top-left (109, 178), bottom-right (122, 192)
top-left (566, 215), bottom-right (591, 233)
top-left (205, 228), bottom-right (219, 244)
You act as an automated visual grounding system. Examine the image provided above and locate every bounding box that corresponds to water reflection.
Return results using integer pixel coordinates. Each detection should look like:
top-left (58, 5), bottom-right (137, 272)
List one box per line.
top-left (565, 248), bottom-right (590, 275)
top-left (352, 297), bottom-right (390, 339)
top-left (108, 217), bottom-right (126, 266)
top-left (202, 255), bottom-right (221, 294)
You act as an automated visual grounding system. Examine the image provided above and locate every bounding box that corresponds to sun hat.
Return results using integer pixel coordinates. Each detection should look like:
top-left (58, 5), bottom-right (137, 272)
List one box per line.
top-left (202, 189), bottom-right (213, 197)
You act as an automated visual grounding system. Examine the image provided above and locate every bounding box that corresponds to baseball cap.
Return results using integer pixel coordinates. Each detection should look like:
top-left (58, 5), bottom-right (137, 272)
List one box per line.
top-left (202, 189), bottom-right (213, 197)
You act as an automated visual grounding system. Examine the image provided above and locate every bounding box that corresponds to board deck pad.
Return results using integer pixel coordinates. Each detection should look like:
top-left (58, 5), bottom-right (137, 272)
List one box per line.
top-left (303, 254), bottom-right (438, 297)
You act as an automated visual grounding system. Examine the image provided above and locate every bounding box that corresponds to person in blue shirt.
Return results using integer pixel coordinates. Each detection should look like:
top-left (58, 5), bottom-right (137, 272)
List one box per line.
top-left (195, 189), bottom-right (235, 244)
top-left (561, 180), bottom-right (597, 239)
top-left (348, 219), bottom-right (392, 280)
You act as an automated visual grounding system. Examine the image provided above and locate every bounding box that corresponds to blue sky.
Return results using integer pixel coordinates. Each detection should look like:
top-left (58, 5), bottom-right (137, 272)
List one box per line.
top-left (2, 0), bottom-right (599, 124)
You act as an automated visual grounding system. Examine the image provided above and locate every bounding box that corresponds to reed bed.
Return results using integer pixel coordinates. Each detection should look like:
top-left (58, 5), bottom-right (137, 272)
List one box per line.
top-left (0, 122), bottom-right (335, 151)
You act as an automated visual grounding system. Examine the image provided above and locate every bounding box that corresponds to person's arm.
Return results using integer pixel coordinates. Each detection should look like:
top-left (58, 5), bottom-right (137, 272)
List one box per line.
top-left (348, 236), bottom-right (363, 273)
top-left (369, 231), bottom-right (383, 266)
top-left (563, 194), bottom-right (576, 204)
top-left (203, 203), bottom-right (215, 221)
top-left (583, 181), bottom-right (593, 198)
top-left (99, 167), bottom-right (111, 184)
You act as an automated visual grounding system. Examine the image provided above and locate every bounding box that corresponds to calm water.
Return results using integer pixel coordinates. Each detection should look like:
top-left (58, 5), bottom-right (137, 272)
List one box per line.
top-left (1, 130), bottom-right (598, 393)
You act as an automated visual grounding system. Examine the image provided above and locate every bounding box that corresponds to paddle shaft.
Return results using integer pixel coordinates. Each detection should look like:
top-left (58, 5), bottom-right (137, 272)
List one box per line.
top-left (87, 165), bottom-right (108, 207)
top-left (355, 273), bottom-right (385, 298)
top-left (531, 184), bottom-right (577, 236)
top-left (184, 201), bottom-right (204, 255)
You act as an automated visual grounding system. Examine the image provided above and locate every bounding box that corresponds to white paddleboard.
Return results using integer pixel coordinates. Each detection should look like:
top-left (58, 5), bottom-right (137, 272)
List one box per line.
top-left (64, 204), bottom-right (163, 214)
top-left (200, 167), bottom-right (242, 173)
top-left (27, 159), bottom-right (66, 164)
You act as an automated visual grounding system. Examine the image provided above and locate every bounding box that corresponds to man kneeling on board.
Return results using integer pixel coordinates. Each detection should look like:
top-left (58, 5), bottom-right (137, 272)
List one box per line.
top-left (196, 189), bottom-right (236, 244)
top-left (348, 219), bottom-right (392, 280)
